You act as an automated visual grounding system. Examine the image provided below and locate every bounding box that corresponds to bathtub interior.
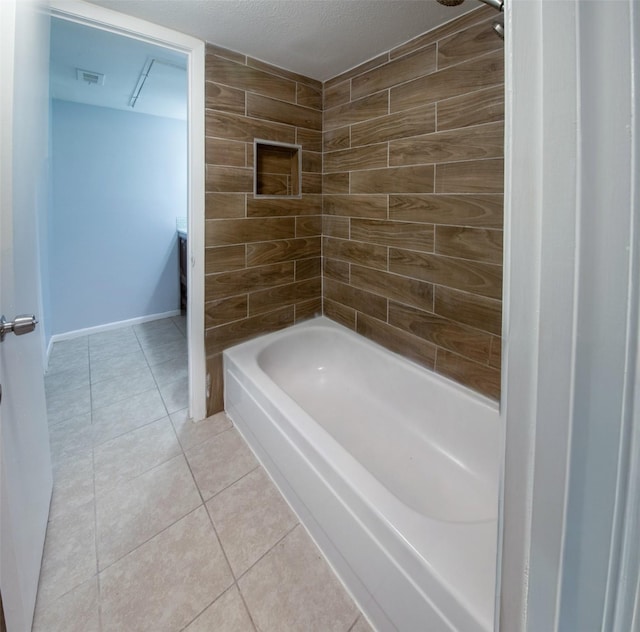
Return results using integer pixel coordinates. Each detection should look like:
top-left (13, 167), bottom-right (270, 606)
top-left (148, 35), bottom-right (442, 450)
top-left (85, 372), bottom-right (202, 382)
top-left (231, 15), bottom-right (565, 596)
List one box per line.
top-left (256, 321), bottom-right (500, 523)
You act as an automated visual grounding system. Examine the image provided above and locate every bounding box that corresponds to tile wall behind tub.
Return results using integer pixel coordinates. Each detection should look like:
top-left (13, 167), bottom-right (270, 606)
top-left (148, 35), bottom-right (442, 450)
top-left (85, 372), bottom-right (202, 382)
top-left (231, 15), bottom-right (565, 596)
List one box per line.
top-left (321, 6), bottom-right (504, 400)
top-left (205, 45), bottom-right (323, 414)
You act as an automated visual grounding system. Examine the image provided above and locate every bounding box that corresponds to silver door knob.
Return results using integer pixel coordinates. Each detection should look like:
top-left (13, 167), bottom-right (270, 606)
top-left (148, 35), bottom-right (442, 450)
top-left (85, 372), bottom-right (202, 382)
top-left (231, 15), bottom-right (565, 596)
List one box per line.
top-left (0, 315), bottom-right (37, 342)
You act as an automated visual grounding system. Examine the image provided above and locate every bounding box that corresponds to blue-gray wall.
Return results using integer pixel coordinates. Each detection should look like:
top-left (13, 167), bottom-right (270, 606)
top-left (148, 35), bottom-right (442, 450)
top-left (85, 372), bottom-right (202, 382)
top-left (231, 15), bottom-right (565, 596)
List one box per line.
top-left (49, 99), bottom-right (186, 337)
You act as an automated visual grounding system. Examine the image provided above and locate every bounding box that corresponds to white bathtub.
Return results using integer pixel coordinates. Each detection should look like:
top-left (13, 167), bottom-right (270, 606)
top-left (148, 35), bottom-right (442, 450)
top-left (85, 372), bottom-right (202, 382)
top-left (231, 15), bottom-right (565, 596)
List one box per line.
top-left (224, 316), bottom-right (501, 632)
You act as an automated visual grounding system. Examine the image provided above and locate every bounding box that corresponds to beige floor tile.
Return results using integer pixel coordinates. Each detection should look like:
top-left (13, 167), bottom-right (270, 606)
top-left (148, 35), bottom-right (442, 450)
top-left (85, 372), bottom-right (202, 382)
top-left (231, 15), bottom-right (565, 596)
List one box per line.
top-left (185, 428), bottom-right (259, 501)
top-left (158, 376), bottom-right (189, 414)
top-left (150, 355), bottom-right (188, 387)
top-left (239, 525), bottom-right (358, 632)
top-left (89, 326), bottom-right (138, 350)
top-left (100, 506), bottom-right (233, 632)
top-left (47, 347), bottom-right (89, 377)
top-left (94, 417), bottom-right (181, 496)
top-left (91, 366), bottom-right (156, 410)
top-left (46, 386), bottom-right (91, 426)
top-left (172, 314), bottom-right (187, 334)
top-left (136, 323), bottom-right (185, 350)
top-left (32, 576), bottom-right (99, 632)
top-left (142, 337), bottom-right (188, 367)
top-left (207, 467), bottom-right (298, 577)
top-left (183, 586), bottom-right (255, 632)
top-left (90, 349), bottom-right (148, 384)
top-left (92, 388), bottom-right (168, 445)
top-left (37, 499), bottom-right (97, 606)
top-left (349, 615), bottom-right (375, 632)
top-left (170, 409), bottom-right (232, 451)
top-left (96, 454), bottom-right (202, 569)
top-left (45, 364), bottom-right (90, 396)
top-left (48, 413), bottom-right (93, 464)
top-left (49, 450), bottom-right (94, 521)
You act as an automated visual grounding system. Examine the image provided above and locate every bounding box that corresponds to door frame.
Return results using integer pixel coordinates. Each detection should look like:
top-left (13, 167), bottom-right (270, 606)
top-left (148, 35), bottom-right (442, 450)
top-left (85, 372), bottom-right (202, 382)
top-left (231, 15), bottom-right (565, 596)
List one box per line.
top-left (49, 0), bottom-right (206, 422)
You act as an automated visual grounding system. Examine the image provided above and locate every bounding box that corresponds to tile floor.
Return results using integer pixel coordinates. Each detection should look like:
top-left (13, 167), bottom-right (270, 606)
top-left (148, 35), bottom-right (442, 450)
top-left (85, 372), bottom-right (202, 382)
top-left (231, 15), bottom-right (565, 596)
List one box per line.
top-left (33, 316), bottom-right (372, 632)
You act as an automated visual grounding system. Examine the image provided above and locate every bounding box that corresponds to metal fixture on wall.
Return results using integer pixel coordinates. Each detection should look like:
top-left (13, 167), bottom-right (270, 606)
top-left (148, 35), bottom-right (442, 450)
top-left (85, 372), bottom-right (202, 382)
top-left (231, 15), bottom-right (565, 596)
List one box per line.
top-left (435, 0), bottom-right (505, 39)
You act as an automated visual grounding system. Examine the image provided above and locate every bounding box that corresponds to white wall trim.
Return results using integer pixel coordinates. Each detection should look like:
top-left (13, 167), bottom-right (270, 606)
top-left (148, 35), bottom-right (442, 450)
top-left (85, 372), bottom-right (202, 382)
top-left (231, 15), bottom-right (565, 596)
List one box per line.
top-left (45, 309), bottom-right (181, 359)
top-left (48, 0), bottom-right (207, 421)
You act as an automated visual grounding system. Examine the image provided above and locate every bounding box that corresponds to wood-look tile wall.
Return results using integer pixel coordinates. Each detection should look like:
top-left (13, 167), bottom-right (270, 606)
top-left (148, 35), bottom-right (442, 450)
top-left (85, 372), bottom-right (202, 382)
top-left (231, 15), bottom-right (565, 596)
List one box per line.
top-left (321, 6), bottom-right (504, 400)
top-left (205, 45), bottom-right (323, 414)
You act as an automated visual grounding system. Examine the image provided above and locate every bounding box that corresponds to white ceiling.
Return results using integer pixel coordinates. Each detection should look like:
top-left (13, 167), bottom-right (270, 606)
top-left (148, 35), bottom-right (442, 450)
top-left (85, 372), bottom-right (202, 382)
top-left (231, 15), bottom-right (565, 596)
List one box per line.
top-left (50, 18), bottom-right (188, 119)
top-left (84, 0), bottom-right (476, 81)
top-left (50, 0), bottom-right (481, 120)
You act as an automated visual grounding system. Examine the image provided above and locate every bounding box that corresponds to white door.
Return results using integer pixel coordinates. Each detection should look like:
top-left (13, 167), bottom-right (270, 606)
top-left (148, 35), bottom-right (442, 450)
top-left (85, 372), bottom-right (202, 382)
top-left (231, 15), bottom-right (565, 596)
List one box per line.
top-left (0, 0), bottom-right (53, 630)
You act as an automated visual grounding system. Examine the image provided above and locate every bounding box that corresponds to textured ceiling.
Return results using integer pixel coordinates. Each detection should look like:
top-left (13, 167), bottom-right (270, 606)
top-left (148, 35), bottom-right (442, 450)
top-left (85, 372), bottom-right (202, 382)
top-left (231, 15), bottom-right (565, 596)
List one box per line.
top-left (84, 0), bottom-right (476, 81)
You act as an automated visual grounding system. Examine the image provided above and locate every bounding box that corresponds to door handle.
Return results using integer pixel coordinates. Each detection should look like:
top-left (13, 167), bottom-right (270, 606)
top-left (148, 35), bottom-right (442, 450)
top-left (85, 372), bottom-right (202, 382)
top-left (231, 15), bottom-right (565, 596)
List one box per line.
top-left (0, 314), bottom-right (38, 342)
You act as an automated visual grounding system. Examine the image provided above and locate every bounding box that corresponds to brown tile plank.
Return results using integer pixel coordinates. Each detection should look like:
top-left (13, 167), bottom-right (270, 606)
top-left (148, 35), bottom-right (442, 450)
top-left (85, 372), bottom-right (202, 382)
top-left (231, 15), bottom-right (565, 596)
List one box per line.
top-left (205, 262), bottom-right (294, 301)
top-left (436, 85), bottom-right (504, 132)
top-left (205, 295), bottom-right (248, 328)
top-left (324, 91), bottom-right (389, 131)
top-left (206, 353), bottom-right (224, 415)
top-left (323, 298), bottom-right (356, 330)
top-left (323, 216), bottom-right (350, 239)
top-left (323, 194), bottom-right (387, 219)
top-left (323, 79), bottom-right (350, 110)
top-left (324, 144), bottom-right (388, 173)
top-left (206, 306), bottom-right (295, 355)
top-left (434, 286), bottom-right (502, 336)
top-left (205, 218), bottom-right (295, 246)
top-left (295, 298), bottom-right (323, 322)
top-left (323, 127), bottom-right (351, 152)
top-left (350, 265), bottom-right (434, 312)
top-left (302, 151), bottom-right (322, 173)
top-left (389, 121), bottom-right (504, 166)
top-left (205, 138), bottom-right (246, 167)
top-left (324, 52), bottom-right (389, 89)
top-left (389, 194), bottom-right (503, 227)
top-left (295, 257), bottom-right (321, 281)
top-left (296, 215), bottom-right (322, 237)
top-left (205, 244), bottom-right (246, 274)
top-left (388, 301), bottom-right (492, 364)
top-left (438, 19), bottom-right (504, 70)
top-left (205, 81), bottom-right (245, 114)
top-left (323, 237), bottom-right (387, 270)
top-left (351, 45), bottom-right (437, 100)
top-left (206, 165), bottom-right (253, 193)
top-left (206, 193), bottom-right (246, 220)
top-left (323, 259), bottom-right (350, 284)
top-left (390, 6), bottom-right (494, 59)
top-left (435, 158), bottom-right (504, 193)
top-left (296, 128), bottom-right (323, 152)
top-left (356, 314), bottom-right (436, 369)
top-left (389, 248), bottom-right (502, 299)
top-left (247, 57), bottom-right (321, 92)
top-left (350, 165), bottom-right (434, 194)
top-left (206, 44), bottom-right (245, 64)
top-left (435, 226), bottom-right (503, 264)
top-left (297, 83), bottom-right (322, 110)
top-left (350, 104), bottom-right (436, 147)
top-left (247, 93), bottom-right (322, 131)
top-left (302, 173), bottom-right (322, 194)
top-left (351, 219), bottom-right (434, 252)
top-left (323, 278), bottom-right (387, 321)
top-left (206, 111), bottom-right (295, 144)
top-left (246, 237), bottom-right (321, 266)
top-left (323, 173), bottom-right (350, 194)
top-left (489, 336), bottom-right (502, 369)
top-left (435, 348), bottom-right (500, 400)
top-left (247, 195), bottom-right (322, 217)
top-left (390, 51), bottom-right (504, 113)
top-left (207, 55), bottom-right (296, 101)
top-left (249, 278), bottom-right (321, 315)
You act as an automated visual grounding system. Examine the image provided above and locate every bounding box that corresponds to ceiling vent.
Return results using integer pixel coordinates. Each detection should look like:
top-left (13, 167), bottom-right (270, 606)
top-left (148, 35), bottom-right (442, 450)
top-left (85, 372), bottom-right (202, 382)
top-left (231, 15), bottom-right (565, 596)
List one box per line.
top-left (76, 68), bottom-right (105, 86)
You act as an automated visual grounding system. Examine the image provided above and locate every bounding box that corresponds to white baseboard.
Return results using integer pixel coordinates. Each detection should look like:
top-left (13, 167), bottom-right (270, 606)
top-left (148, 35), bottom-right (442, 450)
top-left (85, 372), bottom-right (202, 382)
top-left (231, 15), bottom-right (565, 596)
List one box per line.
top-left (46, 310), bottom-right (182, 365)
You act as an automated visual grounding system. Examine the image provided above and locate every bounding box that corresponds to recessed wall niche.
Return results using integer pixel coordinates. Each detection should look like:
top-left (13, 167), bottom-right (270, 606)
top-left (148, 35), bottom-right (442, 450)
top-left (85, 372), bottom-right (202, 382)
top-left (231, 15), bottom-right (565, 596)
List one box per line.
top-left (254, 139), bottom-right (301, 198)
